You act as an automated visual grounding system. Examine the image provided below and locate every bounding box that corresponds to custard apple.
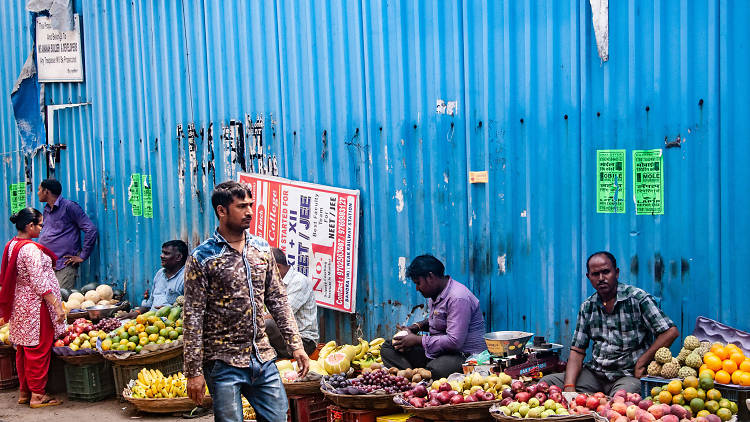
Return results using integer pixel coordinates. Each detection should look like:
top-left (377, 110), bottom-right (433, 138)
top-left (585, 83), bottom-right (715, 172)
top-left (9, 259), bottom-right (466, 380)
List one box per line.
top-left (685, 352), bottom-right (703, 369)
top-left (647, 361), bottom-right (663, 377)
top-left (661, 362), bottom-right (680, 378)
top-left (671, 357), bottom-right (680, 366)
top-left (655, 347), bottom-right (673, 364)
top-left (697, 344), bottom-right (711, 357)
top-left (701, 341), bottom-right (711, 348)
top-left (683, 335), bottom-right (701, 350)
top-left (677, 348), bottom-right (691, 365)
top-left (678, 366), bottom-right (697, 379)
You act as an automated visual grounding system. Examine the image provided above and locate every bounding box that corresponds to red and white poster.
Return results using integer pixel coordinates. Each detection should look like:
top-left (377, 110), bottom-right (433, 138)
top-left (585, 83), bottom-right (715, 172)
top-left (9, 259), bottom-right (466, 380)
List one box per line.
top-left (238, 173), bottom-right (360, 313)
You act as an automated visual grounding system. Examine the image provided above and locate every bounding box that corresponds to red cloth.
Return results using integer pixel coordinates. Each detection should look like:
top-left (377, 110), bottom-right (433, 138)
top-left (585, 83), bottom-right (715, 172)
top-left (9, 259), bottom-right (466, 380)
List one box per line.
top-left (0, 237), bottom-right (57, 320)
top-left (16, 303), bottom-right (54, 394)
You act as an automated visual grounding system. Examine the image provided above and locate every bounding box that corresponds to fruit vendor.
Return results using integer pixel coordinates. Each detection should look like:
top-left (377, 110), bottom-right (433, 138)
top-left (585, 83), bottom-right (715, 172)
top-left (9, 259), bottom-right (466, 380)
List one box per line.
top-left (36, 178), bottom-right (98, 290)
top-left (541, 251), bottom-right (679, 395)
top-left (265, 247), bottom-right (319, 358)
top-left (139, 240), bottom-right (188, 310)
top-left (381, 254), bottom-right (486, 379)
top-left (183, 181), bottom-right (309, 422)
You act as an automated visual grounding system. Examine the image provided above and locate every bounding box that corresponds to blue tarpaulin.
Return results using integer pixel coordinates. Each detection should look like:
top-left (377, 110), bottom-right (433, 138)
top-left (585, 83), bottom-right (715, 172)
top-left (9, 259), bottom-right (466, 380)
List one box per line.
top-left (11, 51), bottom-right (46, 155)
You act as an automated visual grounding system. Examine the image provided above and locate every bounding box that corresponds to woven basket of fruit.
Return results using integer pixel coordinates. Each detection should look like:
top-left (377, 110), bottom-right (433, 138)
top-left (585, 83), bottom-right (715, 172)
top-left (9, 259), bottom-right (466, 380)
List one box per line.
top-left (489, 403), bottom-right (595, 421)
top-left (284, 379), bottom-right (322, 395)
top-left (395, 392), bottom-right (502, 421)
top-left (322, 390), bottom-right (400, 410)
top-left (52, 346), bottom-right (103, 365)
top-left (123, 392), bottom-right (212, 413)
top-left (100, 340), bottom-right (183, 365)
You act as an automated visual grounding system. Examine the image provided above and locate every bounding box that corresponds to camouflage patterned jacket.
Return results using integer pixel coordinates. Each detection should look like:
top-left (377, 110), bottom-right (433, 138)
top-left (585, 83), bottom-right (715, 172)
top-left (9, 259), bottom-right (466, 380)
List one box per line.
top-left (183, 229), bottom-right (303, 377)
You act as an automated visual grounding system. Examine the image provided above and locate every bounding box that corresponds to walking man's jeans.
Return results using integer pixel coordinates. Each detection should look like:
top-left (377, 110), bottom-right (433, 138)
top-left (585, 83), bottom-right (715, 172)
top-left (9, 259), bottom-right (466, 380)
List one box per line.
top-left (203, 355), bottom-right (288, 422)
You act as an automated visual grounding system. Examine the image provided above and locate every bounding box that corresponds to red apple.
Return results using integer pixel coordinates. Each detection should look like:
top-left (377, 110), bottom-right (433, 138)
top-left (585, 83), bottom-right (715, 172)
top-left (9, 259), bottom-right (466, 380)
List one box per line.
top-left (534, 392), bottom-right (547, 403)
top-left (483, 392), bottom-right (495, 401)
top-left (613, 389), bottom-right (627, 399)
top-left (526, 384), bottom-right (538, 395)
top-left (437, 391), bottom-right (452, 404)
top-left (515, 392), bottom-right (531, 403)
top-left (450, 394), bottom-right (464, 405)
top-left (447, 390), bottom-right (458, 397)
top-left (548, 385), bottom-right (562, 394)
top-left (428, 398), bottom-right (440, 407)
top-left (511, 380), bottom-right (525, 393)
top-left (647, 404), bottom-right (664, 419)
top-left (463, 394), bottom-right (477, 403)
top-left (638, 413), bottom-right (656, 422)
top-left (501, 388), bottom-right (513, 399)
top-left (536, 381), bottom-right (549, 393)
top-left (500, 397), bottom-right (512, 406)
top-left (549, 392), bottom-right (562, 403)
top-left (627, 393), bottom-right (642, 404)
top-left (438, 382), bottom-right (452, 392)
top-left (54, 339), bottom-right (65, 347)
top-left (412, 384), bottom-right (427, 398)
top-left (593, 392), bottom-right (606, 399)
top-left (586, 396), bottom-right (600, 410)
top-left (575, 394), bottom-right (588, 407)
top-left (638, 399), bottom-right (653, 410)
top-left (408, 397), bottom-right (425, 408)
top-left (661, 415), bottom-right (679, 422)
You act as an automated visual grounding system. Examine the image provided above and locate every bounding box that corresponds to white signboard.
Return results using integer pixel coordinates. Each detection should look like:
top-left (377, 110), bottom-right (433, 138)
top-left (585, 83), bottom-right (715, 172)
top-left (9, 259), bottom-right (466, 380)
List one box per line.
top-left (36, 15), bottom-right (84, 82)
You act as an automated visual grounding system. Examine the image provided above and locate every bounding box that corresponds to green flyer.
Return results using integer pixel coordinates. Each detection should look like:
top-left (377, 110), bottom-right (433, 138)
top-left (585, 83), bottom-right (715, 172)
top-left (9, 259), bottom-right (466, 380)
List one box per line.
top-left (596, 149), bottom-right (626, 213)
top-left (129, 173), bottom-right (142, 217)
top-left (142, 174), bottom-right (153, 218)
top-left (633, 149), bottom-right (664, 215)
top-left (9, 182), bottom-right (26, 214)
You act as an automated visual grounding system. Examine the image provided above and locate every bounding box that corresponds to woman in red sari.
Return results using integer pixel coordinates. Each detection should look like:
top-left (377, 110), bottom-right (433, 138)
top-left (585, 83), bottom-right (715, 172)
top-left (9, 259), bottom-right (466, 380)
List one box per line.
top-left (0, 207), bottom-right (66, 407)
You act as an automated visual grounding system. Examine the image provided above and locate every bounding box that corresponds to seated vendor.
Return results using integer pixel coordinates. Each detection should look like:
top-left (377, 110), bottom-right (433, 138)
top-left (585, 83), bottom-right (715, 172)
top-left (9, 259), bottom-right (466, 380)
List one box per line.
top-left (265, 247), bottom-right (319, 358)
top-left (140, 240), bottom-right (187, 310)
top-left (381, 254), bottom-right (486, 379)
top-left (540, 251), bottom-right (679, 395)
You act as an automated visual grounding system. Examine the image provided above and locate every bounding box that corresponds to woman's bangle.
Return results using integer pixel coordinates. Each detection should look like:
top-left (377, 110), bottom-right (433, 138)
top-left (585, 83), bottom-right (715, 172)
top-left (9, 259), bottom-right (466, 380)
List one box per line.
top-left (563, 384), bottom-right (575, 389)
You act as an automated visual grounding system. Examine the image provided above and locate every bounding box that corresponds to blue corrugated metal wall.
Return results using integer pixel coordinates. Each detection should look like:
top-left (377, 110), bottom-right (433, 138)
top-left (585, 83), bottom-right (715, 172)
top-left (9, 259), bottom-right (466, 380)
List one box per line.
top-left (1, 1), bottom-right (748, 346)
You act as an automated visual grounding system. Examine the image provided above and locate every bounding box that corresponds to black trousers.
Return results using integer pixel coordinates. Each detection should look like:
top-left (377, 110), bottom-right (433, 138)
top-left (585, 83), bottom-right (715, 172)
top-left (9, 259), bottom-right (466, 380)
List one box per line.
top-left (380, 340), bottom-right (466, 379)
top-left (265, 318), bottom-right (317, 358)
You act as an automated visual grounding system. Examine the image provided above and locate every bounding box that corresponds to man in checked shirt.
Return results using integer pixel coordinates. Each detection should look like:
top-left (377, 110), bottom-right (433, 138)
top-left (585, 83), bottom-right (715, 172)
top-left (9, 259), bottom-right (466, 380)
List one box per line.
top-left (183, 181), bottom-right (309, 422)
top-left (541, 251), bottom-right (679, 395)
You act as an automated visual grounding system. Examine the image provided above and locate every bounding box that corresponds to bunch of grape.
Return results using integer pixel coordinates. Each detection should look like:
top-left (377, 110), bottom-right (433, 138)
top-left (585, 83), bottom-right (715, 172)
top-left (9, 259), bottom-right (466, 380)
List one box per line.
top-left (325, 374), bottom-right (349, 389)
top-left (350, 369), bottom-right (412, 394)
top-left (94, 317), bottom-right (121, 333)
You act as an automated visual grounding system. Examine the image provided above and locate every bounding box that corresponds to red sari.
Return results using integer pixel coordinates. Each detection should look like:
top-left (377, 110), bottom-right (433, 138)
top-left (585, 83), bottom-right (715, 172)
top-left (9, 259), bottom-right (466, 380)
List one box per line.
top-left (0, 238), bottom-right (63, 394)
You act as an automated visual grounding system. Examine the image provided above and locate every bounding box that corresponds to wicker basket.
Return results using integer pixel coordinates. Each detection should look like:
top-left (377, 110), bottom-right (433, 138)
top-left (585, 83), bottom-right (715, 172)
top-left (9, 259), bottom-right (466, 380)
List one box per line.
top-left (396, 397), bottom-right (502, 421)
top-left (283, 380), bottom-right (322, 395)
top-left (52, 346), bottom-right (103, 365)
top-left (322, 390), bottom-right (400, 411)
top-left (123, 389), bottom-right (212, 413)
top-left (101, 343), bottom-right (183, 365)
top-left (489, 404), bottom-right (596, 422)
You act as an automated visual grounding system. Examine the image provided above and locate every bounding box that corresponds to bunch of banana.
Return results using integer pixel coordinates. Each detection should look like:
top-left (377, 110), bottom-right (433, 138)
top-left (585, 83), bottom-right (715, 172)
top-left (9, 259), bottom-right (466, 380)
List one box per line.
top-left (0, 324), bottom-right (9, 345)
top-left (130, 368), bottom-right (188, 399)
top-left (352, 337), bottom-right (384, 369)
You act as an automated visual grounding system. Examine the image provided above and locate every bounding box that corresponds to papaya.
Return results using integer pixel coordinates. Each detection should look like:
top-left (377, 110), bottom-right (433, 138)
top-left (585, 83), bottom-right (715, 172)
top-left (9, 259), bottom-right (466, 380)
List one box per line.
top-left (155, 306), bottom-right (172, 318)
top-left (167, 306), bottom-right (182, 322)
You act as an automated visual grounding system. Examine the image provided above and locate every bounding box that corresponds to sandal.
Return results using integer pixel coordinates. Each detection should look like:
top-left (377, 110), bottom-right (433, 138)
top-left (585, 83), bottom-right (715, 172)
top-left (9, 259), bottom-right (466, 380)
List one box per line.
top-left (182, 406), bottom-right (212, 419)
top-left (29, 395), bottom-right (62, 408)
top-left (17, 392), bottom-right (30, 404)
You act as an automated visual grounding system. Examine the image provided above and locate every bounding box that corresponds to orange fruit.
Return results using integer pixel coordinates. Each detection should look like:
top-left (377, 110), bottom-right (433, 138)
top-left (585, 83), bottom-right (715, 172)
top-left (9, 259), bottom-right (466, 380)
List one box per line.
top-left (700, 364), bottom-right (710, 374)
top-left (658, 390), bottom-right (673, 404)
top-left (740, 359), bottom-right (750, 372)
top-left (740, 372), bottom-right (750, 386)
top-left (706, 388), bottom-right (722, 401)
top-left (135, 314), bottom-right (147, 324)
top-left (710, 343), bottom-right (724, 354)
top-left (730, 352), bottom-right (745, 366)
top-left (722, 359), bottom-right (737, 374)
top-left (725, 343), bottom-right (741, 353)
top-left (714, 347), bottom-right (729, 361)
top-left (731, 370), bottom-right (744, 385)
top-left (705, 355), bottom-right (723, 372)
top-left (715, 370), bottom-right (731, 384)
top-left (667, 380), bottom-right (683, 395)
top-left (699, 368), bottom-right (716, 379)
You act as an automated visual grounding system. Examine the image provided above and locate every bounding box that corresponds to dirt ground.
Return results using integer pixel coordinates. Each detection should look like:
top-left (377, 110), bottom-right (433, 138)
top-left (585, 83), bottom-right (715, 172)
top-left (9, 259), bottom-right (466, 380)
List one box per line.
top-left (0, 390), bottom-right (213, 422)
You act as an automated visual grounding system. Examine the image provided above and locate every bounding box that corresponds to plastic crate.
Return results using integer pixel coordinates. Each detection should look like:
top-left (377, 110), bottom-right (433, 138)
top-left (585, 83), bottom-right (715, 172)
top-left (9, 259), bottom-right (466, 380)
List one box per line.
top-left (327, 405), bottom-right (392, 422)
top-left (287, 393), bottom-right (329, 422)
top-left (64, 361), bottom-right (115, 401)
top-left (0, 349), bottom-right (18, 390)
top-left (112, 354), bottom-right (184, 398)
top-left (641, 376), bottom-right (750, 420)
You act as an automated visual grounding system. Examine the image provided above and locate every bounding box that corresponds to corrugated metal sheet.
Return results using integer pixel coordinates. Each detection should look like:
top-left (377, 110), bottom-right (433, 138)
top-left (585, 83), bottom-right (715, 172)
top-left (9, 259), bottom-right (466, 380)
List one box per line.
top-left (1, 1), bottom-right (748, 346)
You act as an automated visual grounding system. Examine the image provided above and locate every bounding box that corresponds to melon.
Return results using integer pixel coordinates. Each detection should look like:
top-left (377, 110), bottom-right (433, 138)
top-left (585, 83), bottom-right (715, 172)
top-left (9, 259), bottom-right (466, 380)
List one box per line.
top-left (66, 299), bottom-right (82, 310)
top-left (323, 351), bottom-right (351, 375)
top-left (69, 292), bottom-right (85, 303)
top-left (84, 290), bottom-right (100, 303)
top-left (95, 284), bottom-right (114, 300)
top-left (80, 300), bottom-right (96, 309)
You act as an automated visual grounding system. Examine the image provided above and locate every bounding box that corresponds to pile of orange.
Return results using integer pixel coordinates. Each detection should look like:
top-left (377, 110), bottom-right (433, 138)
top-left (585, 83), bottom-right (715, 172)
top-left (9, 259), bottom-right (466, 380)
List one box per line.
top-left (699, 342), bottom-right (750, 386)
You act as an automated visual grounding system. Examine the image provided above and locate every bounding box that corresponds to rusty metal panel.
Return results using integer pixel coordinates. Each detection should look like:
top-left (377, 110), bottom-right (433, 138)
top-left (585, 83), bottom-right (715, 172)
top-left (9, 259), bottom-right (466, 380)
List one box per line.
top-left (0, 0), bottom-right (747, 347)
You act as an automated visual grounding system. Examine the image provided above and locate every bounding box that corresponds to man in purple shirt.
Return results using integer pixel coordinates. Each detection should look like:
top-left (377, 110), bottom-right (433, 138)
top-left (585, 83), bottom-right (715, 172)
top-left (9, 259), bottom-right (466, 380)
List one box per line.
top-left (37, 179), bottom-right (98, 290)
top-left (381, 254), bottom-right (486, 378)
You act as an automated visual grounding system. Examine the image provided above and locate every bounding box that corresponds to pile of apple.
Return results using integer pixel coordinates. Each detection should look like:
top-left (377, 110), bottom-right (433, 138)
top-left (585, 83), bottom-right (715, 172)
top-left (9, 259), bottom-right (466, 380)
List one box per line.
top-left (402, 380), bottom-right (497, 408)
top-left (498, 380), bottom-right (568, 407)
top-left (54, 318), bottom-right (105, 351)
top-left (579, 389), bottom-right (694, 422)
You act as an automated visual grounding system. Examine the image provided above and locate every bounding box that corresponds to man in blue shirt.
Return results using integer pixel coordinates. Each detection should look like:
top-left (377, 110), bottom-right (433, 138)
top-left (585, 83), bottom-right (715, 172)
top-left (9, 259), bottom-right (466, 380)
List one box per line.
top-left (141, 240), bottom-right (188, 310)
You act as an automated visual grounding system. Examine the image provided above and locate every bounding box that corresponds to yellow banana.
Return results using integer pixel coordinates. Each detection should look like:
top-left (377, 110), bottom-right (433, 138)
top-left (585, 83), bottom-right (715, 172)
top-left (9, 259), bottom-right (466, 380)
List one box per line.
top-left (354, 338), bottom-right (369, 359)
top-left (369, 338), bottom-right (385, 347)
